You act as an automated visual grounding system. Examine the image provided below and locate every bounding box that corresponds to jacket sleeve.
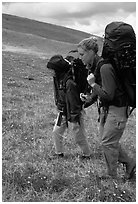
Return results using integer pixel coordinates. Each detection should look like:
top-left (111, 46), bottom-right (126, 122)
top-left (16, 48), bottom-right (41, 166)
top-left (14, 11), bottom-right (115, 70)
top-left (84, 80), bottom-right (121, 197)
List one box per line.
top-left (66, 79), bottom-right (82, 123)
top-left (92, 64), bottom-right (117, 102)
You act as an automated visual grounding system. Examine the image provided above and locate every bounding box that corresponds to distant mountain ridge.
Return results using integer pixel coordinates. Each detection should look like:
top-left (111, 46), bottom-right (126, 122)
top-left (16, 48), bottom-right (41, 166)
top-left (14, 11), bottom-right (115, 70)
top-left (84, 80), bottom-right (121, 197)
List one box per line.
top-left (2, 14), bottom-right (91, 44)
top-left (3, 13), bottom-right (95, 44)
top-left (2, 13), bottom-right (103, 57)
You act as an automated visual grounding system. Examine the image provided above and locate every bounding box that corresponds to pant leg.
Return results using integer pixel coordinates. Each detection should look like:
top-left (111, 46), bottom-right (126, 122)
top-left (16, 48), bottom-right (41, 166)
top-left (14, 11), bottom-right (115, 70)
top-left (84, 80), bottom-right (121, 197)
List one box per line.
top-left (72, 111), bottom-right (91, 156)
top-left (102, 108), bottom-right (127, 177)
top-left (53, 113), bottom-right (67, 154)
top-left (99, 112), bottom-right (106, 139)
top-left (118, 144), bottom-right (132, 165)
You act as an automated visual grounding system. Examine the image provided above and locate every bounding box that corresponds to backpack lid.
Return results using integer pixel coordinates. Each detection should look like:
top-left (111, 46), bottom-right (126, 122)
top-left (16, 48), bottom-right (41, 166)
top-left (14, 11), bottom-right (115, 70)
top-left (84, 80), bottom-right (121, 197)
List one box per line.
top-left (104, 21), bottom-right (136, 49)
top-left (105, 22), bottom-right (135, 38)
top-left (47, 55), bottom-right (71, 73)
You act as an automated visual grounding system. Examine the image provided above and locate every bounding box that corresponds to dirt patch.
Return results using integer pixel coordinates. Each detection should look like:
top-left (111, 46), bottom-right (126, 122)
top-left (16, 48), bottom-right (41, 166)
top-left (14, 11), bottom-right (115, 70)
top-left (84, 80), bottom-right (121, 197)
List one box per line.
top-left (2, 44), bottom-right (47, 58)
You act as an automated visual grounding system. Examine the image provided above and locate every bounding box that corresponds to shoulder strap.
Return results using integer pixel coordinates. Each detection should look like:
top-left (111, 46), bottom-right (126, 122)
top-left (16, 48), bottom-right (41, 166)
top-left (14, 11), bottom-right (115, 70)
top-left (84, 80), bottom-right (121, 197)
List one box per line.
top-left (53, 76), bottom-right (60, 106)
top-left (62, 69), bottom-right (73, 92)
top-left (94, 58), bottom-right (105, 85)
top-left (96, 58), bottom-right (110, 69)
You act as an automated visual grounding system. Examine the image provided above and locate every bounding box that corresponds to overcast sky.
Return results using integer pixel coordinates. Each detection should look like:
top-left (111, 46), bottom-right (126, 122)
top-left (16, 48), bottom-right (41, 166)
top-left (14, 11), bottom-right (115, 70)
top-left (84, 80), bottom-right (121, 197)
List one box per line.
top-left (2, 1), bottom-right (136, 37)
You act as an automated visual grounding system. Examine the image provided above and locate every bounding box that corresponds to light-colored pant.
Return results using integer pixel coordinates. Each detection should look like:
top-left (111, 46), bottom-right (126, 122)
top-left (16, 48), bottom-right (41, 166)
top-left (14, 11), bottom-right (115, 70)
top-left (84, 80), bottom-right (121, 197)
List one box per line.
top-left (99, 110), bottom-right (107, 139)
top-left (101, 106), bottom-right (132, 176)
top-left (53, 110), bottom-right (91, 156)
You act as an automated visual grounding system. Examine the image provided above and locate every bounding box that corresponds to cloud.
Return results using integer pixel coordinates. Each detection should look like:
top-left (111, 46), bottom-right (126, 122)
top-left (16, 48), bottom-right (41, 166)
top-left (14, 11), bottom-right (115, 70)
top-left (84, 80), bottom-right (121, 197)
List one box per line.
top-left (49, 2), bottom-right (136, 19)
top-left (2, 2), bottom-right (136, 36)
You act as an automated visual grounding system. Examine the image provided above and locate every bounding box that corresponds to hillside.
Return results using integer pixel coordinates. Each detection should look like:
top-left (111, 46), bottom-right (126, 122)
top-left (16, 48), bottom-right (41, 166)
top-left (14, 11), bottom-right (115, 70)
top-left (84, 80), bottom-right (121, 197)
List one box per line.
top-left (2, 14), bottom-right (103, 57)
top-left (2, 28), bottom-right (78, 58)
top-left (2, 13), bottom-right (93, 44)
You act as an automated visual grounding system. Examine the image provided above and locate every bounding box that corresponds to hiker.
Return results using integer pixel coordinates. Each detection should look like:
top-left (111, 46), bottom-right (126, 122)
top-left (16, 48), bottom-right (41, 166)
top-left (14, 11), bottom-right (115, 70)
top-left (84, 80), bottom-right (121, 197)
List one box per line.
top-left (78, 31), bottom-right (136, 180)
top-left (78, 37), bottom-right (106, 138)
top-left (47, 55), bottom-right (91, 159)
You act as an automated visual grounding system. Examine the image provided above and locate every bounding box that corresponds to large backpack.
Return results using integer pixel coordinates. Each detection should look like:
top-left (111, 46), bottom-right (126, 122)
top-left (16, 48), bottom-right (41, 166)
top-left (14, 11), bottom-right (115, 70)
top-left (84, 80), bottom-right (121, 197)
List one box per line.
top-left (70, 57), bottom-right (91, 94)
top-left (101, 21), bottom-right (136, 111)
top-left (47, 55), bottom-right (90, 112)
top-left (66, 51), bottom-right (91, 94)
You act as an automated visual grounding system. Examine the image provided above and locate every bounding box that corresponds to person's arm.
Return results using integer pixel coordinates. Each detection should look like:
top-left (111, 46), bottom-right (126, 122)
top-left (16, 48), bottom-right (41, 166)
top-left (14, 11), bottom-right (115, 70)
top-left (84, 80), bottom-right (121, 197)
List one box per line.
top-left (92, 64), bottom-right (117, 102)
top-left (83, 92), bottom-right (98, 108)
top-left (66, 79), bottom-right (82, 122)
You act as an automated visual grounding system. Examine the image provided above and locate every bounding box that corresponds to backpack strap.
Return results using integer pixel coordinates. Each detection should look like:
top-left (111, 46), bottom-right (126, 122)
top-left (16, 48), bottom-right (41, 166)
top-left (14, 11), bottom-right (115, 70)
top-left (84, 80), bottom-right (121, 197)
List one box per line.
top-left (61, 69), bottom-right (74, 92)
top-left (94, 58), bottom-right (106, 85)
top-left (60, 69), bottom-right (74, 127)
top-left (53, 76), bottom-right (59, 106)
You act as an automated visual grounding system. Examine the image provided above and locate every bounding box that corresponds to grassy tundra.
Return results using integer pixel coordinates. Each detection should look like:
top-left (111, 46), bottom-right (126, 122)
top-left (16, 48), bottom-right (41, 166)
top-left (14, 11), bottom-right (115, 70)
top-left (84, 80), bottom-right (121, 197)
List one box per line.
top-left (2, 14), bottom-right (136, 202)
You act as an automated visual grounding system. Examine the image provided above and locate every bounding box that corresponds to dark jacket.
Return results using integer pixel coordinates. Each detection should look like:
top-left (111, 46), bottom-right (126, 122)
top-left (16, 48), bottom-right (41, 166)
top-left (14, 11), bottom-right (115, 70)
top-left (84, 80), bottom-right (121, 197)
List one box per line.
top-left (53, 74), bottom-right (82, 123)
top-left (66, 79), bottom-right (82, 122)
top-left (93, 63), bottom-right (127, 107)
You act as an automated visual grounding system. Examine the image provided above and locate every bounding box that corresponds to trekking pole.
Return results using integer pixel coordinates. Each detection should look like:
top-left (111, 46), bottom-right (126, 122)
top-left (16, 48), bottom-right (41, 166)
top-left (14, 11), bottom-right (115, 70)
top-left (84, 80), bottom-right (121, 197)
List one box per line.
top-left (56, 111), bottom-right (63, 126)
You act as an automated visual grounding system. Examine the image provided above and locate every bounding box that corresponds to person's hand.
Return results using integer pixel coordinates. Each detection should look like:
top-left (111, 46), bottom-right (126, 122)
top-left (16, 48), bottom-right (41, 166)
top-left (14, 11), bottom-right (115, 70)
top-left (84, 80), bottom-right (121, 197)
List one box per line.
top-left (87, 73), bottom-right (95, 87)
top-left (80, 93), bottom-right (93, 102)
top-left (80, 93), bottom-right (88, 102)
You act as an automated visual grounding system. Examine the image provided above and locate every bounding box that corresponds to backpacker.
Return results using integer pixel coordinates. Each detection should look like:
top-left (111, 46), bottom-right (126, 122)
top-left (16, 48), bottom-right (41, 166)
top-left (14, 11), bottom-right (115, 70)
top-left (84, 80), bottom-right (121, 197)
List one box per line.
top-left (101, 21), bottom-right (136, 111)
top-left (47, 54), bottom-right (90, 112)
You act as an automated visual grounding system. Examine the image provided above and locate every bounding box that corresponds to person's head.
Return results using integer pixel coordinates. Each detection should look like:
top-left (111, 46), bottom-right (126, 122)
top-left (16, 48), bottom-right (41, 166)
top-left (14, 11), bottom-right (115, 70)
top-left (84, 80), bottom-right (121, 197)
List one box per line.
top-left (77, 37), bottom-right (99, 66)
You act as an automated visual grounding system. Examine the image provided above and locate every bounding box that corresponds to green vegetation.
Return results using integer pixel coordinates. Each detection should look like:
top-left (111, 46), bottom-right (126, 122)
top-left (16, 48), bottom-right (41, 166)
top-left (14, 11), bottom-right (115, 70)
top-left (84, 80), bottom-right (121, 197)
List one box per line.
top-left (2, 51), bottom-right (136, 202)
top-left (2, 28), bottom-right (77, 58)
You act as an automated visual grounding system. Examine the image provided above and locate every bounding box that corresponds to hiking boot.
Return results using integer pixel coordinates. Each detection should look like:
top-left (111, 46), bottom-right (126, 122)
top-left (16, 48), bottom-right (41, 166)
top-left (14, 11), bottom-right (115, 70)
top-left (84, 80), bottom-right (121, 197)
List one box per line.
top-left (56, 153), bottom-right (64, 158)
top-left (124, 161), bottom-right (136, 180)
top-left (50, 153), bottom-right (64, 159)
top-left (78, 155), bottom-right (91, 160)
top-left (99, 174), bottom-right (117, 180)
